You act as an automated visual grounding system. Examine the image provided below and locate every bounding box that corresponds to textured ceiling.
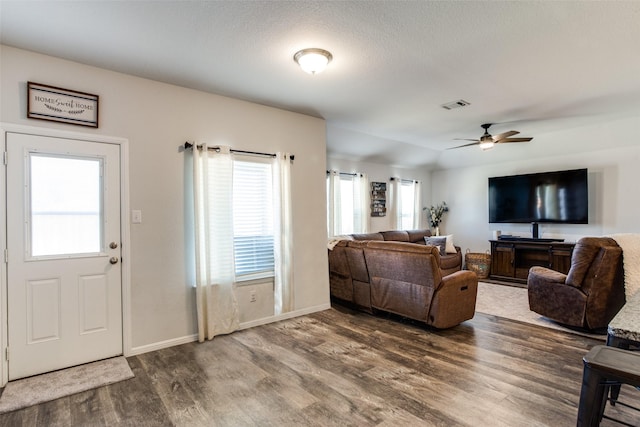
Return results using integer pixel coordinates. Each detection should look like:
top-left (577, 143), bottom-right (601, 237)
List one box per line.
top-left (2, 1), bottom-right (640, 168)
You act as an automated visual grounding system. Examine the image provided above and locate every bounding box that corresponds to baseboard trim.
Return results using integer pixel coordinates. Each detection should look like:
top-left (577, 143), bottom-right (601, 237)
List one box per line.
top-left (129, 334), bottom-right (199, 356)
top-left (128, 302), bottom-right (332, 356)
top-left (239, 302), bottom-right (332, 330)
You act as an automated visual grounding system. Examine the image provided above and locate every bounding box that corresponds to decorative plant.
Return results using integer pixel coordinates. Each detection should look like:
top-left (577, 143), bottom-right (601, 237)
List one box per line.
top-left (424, 201), bottom-right (449, 228)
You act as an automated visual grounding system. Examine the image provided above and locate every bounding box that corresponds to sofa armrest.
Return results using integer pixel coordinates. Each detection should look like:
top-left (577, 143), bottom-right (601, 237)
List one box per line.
top-left (528, 266), bottom-right (587, 327)
top-left (528, 266), bottom-right (569, 288)
top-left (440, 248), bottom-right (462, 276)
top-left (429, 270), bottom-right (478, 328)
top-left (438, 269), bottom-right (477, 291)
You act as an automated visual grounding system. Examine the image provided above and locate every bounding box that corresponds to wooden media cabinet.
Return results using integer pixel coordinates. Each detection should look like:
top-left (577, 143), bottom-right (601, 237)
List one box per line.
top-left (489, 239), bottom-right (575, 284)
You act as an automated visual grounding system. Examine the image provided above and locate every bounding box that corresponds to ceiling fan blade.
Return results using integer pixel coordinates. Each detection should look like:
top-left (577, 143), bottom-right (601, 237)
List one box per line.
top-left (448, 141), bottom-right (481, 150)
top-left (453, 138), bottom-right (480, 142)
top-left (498, 137), bottom-right (533, 143)
top-left (492, 130), bottom-right (519, 141)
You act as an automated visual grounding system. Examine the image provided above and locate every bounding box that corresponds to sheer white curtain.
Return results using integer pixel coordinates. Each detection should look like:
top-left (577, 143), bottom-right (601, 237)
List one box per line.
top-left (412, 180), bottom-right (422, 229)
top-left (273, 153), bottom-right (294, 315)
top-left (389, 177), bottom-right (402, 229)
top-left (326, 170), bottom-right (342, 237)
top-left (353, 173), bottom-right (369, 234)
top-left (327, 170), bottom-right (369, 236)
top-left (192, 144), bottom-right (240, 342)
top-left (390, 178), bottom-right (421, 229)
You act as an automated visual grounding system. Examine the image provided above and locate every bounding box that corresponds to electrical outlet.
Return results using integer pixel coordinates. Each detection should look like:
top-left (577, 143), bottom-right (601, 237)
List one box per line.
top-left (249, 290), bottom-right (257, 303)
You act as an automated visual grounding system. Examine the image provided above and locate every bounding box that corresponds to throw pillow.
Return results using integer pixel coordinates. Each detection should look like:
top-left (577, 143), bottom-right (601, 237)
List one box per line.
top-left (444, 234), bottom-right (457, 254)
top-left (425, 236), bottom-right (447, 255)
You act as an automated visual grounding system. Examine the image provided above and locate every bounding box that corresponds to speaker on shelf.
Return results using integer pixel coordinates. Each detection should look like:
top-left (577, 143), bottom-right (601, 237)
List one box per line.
top-left (492, 230), bottom-right (501, 240)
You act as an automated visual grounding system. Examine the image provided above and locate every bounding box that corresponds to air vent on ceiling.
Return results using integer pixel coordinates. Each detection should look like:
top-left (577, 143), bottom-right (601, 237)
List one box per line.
top-left (441, 99), bottom-right (471, 110)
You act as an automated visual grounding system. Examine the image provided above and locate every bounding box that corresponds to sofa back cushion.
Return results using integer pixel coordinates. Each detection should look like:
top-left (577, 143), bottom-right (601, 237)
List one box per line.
top-left (345, 241), bottom-right (370, 283)
top-left (407, 229), bottom-right (431, 244)
top-left (328, 241), bottom-right (349, 276)
top-left (352, 232), bottom-right (384, 241)
top-left (582, 246), bottom-right (625, 327)
top-left (567, 237), bottom-right (620, 287)
top-left (381, 230), bottom-right (410, 242)
top-left (327, 242), bottom-right (353, 301)
top-left (364, 241), bottom-right (442, 321)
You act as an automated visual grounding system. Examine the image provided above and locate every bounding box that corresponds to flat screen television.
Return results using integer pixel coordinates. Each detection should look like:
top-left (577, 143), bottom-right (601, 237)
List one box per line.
top-left (488, 168), bottom-right (588, 224)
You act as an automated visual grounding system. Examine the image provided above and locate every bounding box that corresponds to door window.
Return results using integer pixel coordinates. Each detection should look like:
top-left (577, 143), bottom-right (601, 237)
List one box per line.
top-left (28, 153), bottom-right (104, 258)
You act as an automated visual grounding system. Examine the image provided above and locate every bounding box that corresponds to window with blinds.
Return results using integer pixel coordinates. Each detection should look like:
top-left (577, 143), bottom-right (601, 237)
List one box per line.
top-left (232, 159), bottom-right (275, 280)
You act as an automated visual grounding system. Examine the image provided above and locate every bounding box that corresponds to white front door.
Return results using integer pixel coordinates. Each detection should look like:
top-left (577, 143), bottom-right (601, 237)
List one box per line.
top-left (6, 132), bottom-right (122, 380)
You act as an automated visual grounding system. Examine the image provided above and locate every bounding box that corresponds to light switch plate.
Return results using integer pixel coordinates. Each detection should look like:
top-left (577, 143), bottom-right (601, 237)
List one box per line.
top-left (132, 210), bottom-right (142, 224)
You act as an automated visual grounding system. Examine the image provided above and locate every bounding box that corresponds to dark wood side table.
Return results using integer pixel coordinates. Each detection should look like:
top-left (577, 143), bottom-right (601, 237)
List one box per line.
top-left (578, 345), bottom-right (640, 426)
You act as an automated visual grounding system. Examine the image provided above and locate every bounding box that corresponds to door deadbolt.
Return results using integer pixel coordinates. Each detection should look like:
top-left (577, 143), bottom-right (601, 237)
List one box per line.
top-left (109, 257), bottom-right (119, 265)
top-left (109, 242), bottom-right (118, 249)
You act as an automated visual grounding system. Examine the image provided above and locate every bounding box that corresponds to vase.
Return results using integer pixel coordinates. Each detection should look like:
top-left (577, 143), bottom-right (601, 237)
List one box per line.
top-left (434, 226), bottom-right (440, 236)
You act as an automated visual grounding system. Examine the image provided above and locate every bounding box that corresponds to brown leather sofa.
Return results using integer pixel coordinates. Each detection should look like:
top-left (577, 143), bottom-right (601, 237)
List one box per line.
top-left (350, 229), bottom-right (462, 275)
top-left (328, 231), bottom-right (477, 328)
top-left (527, 237), bottom-right (626, 330)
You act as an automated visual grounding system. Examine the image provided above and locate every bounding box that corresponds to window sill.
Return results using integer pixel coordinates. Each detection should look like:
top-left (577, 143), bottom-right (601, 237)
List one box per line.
top-left (236, 274), bottom-right (274, 287)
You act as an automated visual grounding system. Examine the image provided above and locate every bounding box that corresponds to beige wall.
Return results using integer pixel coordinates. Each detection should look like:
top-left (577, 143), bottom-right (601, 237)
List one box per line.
top-left (431, 115), bottom-right (640, 255)
top-left (328, 115), bottom-right (640, 258)
top-left (0, 45), bottom-right (330, 352)
top-left (431, 133), bottom-right (640, 256)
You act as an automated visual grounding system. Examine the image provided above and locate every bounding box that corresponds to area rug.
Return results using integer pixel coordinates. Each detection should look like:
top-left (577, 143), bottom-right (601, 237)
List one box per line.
top-left (0, 356), bottom-right (134, 414)
top-left (475, 281), bottom-right (605, 340)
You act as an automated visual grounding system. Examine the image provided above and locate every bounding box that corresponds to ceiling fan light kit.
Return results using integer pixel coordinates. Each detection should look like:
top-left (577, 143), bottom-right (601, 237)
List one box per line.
top-left (293, 48), bottom-right (333, 74)
top-left (479, 140), bottom-right (495, 150)
top-left (451, 123), bottom-right (533, 150)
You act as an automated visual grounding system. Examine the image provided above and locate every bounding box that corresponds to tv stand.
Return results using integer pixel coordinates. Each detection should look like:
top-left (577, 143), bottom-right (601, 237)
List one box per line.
top-left (489, 239), bottom-right (575, 284)
top-left (498, 236), bottom-right (565, 243)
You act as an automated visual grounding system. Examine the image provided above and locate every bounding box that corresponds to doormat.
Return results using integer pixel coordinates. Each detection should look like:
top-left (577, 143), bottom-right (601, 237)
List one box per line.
top-left (0, 356), bottom-right (134, 414)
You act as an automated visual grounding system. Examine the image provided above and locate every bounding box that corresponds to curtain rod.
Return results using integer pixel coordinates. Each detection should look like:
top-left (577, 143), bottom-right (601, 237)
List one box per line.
top-left (390, 177), bottom-right (419, 184)
top-left (183, 142), bottom-right (294, 161)
top-left (326, 170), bottom-right (362, 177)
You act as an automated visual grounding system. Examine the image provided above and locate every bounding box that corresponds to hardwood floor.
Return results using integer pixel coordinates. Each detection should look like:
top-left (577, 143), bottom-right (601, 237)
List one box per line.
top-left (1, 305), bottom-right (638, 426)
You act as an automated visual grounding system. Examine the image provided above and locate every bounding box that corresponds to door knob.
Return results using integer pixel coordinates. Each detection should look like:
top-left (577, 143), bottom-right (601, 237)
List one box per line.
top-left (109, 257), bottom-right (119, 265)
top-left (109, 242), bottom-right (118, 249)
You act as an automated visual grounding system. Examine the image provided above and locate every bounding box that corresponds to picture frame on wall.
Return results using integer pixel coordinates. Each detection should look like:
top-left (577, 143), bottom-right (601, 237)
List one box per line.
top-left (27, 81), bottom-right (99, 128)
top-left (371, 181), bottom-right (387, 217)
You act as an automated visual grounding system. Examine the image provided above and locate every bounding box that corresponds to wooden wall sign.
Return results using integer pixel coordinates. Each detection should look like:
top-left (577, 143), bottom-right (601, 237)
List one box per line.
top-left (371, 182), bottom-right (387, 217)
top-left (27, 82), bottom-right (99, 128)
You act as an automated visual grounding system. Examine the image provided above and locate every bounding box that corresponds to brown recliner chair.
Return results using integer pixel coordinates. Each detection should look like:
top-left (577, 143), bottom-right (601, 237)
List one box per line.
top-left (527, 237), bottom-right (626, 330)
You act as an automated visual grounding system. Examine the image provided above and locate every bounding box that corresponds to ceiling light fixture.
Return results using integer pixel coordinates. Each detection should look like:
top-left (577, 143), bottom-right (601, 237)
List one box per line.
top-left (479, 138), bottom-right (495, 150)
top-left (478, 127), bottom-right (495, 150)
top-left (293, 48), bottom-right (333, 74)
